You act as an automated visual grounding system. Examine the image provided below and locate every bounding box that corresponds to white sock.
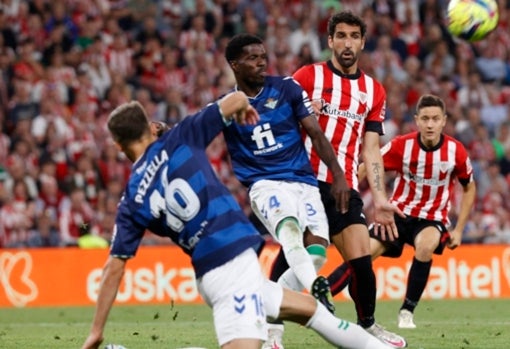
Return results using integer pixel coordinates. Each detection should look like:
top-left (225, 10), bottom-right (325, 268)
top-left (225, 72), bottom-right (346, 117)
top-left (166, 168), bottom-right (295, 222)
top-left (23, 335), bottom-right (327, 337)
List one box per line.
top-left (277, 219), bottom-right (317, 291)
top-left (277, 244), bottom-right (327, 291)
top-left (266, 323), bottom-right (284, 344)
top-left (278, 268), bottom-right (304, 291)
top-left (307, 244), bottom-right (327, 271)
top-left (306, 302), bottom-right (392, 349)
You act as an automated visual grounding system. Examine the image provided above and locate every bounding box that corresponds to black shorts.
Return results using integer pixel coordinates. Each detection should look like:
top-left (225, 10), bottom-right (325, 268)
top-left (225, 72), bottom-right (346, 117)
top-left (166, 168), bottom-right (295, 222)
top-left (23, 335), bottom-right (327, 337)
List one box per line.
top-left (318, 181), bottom-right (367, 237)
top-left (370, 214), bottom-right (450, 258)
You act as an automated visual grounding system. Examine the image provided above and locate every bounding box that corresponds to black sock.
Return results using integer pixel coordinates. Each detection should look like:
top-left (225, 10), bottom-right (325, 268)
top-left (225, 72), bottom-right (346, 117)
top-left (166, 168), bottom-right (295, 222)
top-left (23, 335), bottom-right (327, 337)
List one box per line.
top-left (401, 257), bottom-right (432, 313)
top-left (327, 263), bottom-right (352, 296)
top-left (348, 255), bottom-right (376, 328)
top-left (269, 247), bottom-right (289, 282)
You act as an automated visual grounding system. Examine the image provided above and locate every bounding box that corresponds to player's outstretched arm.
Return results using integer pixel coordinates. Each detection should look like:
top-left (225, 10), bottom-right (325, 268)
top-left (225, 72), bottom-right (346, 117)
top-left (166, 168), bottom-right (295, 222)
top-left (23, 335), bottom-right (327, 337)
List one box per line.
top-left (81, 256), bottom-right (127, 349)
top-left (448, 180), bottom-right (476, 249)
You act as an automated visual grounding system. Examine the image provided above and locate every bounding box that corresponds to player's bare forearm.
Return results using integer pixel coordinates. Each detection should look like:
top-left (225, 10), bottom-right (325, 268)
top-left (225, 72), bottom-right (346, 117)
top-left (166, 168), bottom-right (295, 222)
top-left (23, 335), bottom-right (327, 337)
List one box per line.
top-left (82, 257), bottom-right (126, 349)
top-left (362, 132), bottom-right (403, 239)
top-left (362, 138), bottom-right (387, 205)
top-left (449, 181), bottom-right (476, 249)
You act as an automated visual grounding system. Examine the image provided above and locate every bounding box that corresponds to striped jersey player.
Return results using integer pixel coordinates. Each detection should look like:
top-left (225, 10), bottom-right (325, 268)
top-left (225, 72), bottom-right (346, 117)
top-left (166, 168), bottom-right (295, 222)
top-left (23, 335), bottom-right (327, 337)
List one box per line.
top-left (382, 131), bottom-right (473, 226)
top-left (327, 94), bottom-right (476, 331)
top-left (293, 61), bottom-right (386, 191)
top-left (289, 11), bottom-right (407, 348)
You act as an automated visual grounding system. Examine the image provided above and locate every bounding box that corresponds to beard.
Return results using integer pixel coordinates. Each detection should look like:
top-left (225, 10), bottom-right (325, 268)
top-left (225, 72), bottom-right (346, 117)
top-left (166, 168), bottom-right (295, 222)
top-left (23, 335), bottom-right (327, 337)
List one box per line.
top-left (334, 50), bottom-right (358, 70)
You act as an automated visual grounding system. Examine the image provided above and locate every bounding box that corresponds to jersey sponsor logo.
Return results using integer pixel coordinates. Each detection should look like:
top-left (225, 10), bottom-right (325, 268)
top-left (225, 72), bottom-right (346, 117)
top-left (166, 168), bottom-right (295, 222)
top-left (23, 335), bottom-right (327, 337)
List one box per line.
top-left (135, 150), bottom-right (169, 204)
top-left (409, 172), bottom-right (448, 186)
top-left (322, 101), bottom-right (365, 122)
top-left (264, 98), bottom-right (278, 109)
top-left (251, 123), bottom-right (283, 155)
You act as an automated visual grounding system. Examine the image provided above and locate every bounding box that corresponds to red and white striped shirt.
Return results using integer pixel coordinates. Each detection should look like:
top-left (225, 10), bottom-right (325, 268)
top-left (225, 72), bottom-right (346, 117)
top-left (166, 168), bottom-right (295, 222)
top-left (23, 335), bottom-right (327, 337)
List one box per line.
top-left (293, 61), bottom-right (386, 190)
top-left (381, 132), bottom-right (473, 226)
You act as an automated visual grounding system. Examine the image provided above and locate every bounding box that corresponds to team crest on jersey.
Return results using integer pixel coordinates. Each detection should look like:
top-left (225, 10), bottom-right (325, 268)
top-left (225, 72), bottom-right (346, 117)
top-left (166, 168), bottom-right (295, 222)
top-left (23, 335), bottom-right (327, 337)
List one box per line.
top-left (359, 92), bottom-right (368, 104)
top-left (264, 98), bottom-right (278, 109)
top-left (439, 161), bottom-right (450, 173)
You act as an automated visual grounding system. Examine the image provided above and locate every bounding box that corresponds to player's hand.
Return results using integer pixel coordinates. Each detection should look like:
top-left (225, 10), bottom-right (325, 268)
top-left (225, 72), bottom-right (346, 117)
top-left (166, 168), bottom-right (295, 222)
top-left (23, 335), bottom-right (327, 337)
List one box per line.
top-left (331, 174), bottom-right (350, 214)
top-left (372, 201), bottom-right (404, 241)
top-left (81, 332), bottom-right (103, 349)
top-left (233, 104), bottom-right (259, 126)
top-left (447, 228), bottom-right (462, 250)
top-left (311, 99), bottom-right (323, 115)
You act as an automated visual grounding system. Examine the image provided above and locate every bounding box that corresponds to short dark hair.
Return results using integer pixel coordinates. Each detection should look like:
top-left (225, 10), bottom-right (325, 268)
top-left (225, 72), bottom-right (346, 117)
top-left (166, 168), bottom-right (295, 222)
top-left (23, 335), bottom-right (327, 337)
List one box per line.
top-left (225, 33), bottom-right (263, 62)
top-left (328, 11), bottom-right (367, 38)
top-left (107, 101), bottom-right (150, 149)
top-left (416, 94), bottom-right (445, 114)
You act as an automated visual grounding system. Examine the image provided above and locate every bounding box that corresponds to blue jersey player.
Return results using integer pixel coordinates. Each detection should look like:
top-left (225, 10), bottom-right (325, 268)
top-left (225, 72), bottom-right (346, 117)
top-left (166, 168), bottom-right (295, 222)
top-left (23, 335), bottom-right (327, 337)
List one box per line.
top-left (80, 92), bottom-right (392, 349)
top-left (223, 34), bottom-right (349, 314)
top-left (223, 34), bottom-right (350, 348)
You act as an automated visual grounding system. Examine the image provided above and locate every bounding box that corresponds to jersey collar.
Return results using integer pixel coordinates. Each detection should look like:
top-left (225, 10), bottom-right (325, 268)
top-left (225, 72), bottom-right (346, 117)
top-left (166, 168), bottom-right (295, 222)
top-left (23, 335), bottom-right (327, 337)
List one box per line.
top-left (327, 60), bottom-right (361, 79)
top-left (417, 132), bottom-right (444, 151)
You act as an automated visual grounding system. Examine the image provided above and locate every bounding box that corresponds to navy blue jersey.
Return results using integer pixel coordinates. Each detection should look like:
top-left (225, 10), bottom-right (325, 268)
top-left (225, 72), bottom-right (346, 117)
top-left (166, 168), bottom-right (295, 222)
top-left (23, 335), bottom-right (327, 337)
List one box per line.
top-left (110, 103), bottom-right (264, 278)
top-left (223, 76), bottom-right (318, 188)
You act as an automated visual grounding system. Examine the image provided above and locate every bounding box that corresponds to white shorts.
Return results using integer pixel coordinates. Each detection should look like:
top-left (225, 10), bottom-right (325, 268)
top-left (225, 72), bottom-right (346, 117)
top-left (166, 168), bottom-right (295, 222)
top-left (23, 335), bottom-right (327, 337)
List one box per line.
top-left (249, 180), bottom-right (329, 242)
top-left (197, 249), bottom-right (271, 346)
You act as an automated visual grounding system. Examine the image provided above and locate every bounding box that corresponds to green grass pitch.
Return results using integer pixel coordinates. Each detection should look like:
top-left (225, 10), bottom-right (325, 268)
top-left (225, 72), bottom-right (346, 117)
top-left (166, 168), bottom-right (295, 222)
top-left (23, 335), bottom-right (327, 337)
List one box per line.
top-left (0, 299), bottom-right (508, 348)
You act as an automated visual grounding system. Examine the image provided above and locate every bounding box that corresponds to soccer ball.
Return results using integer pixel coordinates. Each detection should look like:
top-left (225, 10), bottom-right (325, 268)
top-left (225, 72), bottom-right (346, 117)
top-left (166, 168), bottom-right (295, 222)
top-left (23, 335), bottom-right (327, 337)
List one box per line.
top-left (446, 0), bottom-right (499, 42)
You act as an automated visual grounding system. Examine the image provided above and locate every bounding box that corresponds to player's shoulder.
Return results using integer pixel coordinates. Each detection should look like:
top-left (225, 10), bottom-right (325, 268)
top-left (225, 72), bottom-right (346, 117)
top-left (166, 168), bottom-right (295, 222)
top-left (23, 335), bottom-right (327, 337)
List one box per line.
top-left (266, 75), bottom-right (303, 91)
top-left (294, 62), bottom-right (326, 75)
top-left (360, 69), bottom-right (385, 88)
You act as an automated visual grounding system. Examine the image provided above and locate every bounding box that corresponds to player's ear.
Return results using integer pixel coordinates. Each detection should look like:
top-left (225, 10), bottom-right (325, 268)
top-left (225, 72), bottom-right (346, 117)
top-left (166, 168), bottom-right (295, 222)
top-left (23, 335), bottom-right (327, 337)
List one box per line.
top-left (327, 36), bottom-right (334, 49)
top-left (112, 140), bottom-right (122, 152)
top-left (229, 60), bottom-right (239, 73)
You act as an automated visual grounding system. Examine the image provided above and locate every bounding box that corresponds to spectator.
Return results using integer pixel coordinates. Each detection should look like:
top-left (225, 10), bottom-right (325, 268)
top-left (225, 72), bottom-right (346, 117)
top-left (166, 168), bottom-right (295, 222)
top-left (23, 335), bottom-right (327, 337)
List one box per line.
top-left (474, 36), bottom-right (508, 83)
top-left (58, 186), bottom-right (95, 246)
top-left (0, 0), bottom-right (508, 249)
top-left (27, 209), bottom-right (60, 247)
top-left (0, 179), bottom-right (36, 247)
top-left (288, 16), bottom-right (322, 62)
top-left (457, 70), bottom-right (491, 110)
top-left (155, 86), bottom-right (188, 126)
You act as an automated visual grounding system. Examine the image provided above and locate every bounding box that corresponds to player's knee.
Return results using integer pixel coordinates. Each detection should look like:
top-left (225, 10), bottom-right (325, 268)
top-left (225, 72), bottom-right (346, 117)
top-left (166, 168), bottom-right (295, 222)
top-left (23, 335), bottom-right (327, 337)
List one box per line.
top-left (307, 244), bottom-right (327, 271)
top-left (414, 240), bottom-right (437, 259)
top-left (276, 217), bottom-right (302, 247)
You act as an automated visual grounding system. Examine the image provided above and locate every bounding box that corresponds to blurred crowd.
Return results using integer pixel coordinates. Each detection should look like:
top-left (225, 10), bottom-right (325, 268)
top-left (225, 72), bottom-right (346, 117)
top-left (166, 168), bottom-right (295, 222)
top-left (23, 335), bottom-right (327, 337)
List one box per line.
top-left (1, 0), bottom-right (510, 249)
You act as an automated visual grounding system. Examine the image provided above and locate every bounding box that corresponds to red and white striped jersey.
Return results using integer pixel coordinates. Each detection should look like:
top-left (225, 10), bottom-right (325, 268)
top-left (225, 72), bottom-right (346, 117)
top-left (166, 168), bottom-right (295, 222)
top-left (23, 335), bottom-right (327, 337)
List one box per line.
top-left (293, 61), bottom-right (386, 190)
top-left (104, 47), bottom-right (134, 76)
top-left (381, 132), bottom-right (474, 226)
